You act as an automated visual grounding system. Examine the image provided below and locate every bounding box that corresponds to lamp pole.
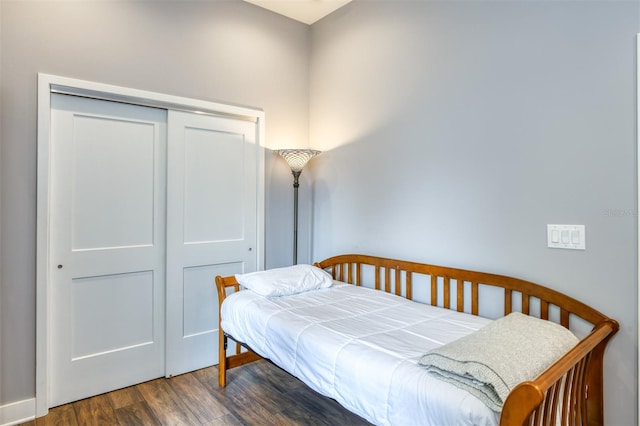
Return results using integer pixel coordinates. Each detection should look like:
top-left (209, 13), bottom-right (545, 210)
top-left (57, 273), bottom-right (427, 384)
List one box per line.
top-left (275, 149), bottom-right (321, 265)
top-left (292, 170), bottom-right (301, 265)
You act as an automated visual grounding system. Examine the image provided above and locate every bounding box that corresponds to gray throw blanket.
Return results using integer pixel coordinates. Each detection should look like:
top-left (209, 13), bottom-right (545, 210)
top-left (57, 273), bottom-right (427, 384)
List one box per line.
top-left (418, 312), bottom-right (578, 412)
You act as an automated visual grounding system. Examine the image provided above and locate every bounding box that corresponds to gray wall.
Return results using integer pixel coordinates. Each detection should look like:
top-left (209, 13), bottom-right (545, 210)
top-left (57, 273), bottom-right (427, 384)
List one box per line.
top-left (0, 0), bottom-right (307, 406)
top-left (1, 1), bottom-right (638, 425)
top-left (310, 1), bottom-right (638, 425)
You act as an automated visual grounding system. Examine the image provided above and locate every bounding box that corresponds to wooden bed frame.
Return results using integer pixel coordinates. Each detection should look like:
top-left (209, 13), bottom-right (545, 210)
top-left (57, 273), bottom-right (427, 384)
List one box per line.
top-left (215, 254), bottom-right (618, 426)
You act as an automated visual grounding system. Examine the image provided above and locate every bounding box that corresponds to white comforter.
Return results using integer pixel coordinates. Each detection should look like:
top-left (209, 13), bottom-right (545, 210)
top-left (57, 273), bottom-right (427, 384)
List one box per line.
top-left (221, 283), bottom-right (500, 426)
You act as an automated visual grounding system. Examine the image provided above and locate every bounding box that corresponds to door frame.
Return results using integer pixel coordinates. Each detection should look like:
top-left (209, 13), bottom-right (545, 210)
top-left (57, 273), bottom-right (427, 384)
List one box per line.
top-left (36, 73), bottom-right (265, 417)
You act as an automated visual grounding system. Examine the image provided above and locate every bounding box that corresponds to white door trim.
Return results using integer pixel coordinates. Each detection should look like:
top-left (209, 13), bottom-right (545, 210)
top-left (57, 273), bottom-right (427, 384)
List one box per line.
top-left (36, 73), bottom-right (265, 417)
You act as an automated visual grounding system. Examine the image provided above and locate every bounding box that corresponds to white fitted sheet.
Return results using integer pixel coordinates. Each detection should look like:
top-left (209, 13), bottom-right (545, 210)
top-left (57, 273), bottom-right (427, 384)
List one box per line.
top-left (221, 283), bottom-right (500, 426)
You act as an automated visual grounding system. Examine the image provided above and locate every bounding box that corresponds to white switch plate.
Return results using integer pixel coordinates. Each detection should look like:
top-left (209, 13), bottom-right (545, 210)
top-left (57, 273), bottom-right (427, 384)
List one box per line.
top-left (547, 224), bottom-right (586, 250)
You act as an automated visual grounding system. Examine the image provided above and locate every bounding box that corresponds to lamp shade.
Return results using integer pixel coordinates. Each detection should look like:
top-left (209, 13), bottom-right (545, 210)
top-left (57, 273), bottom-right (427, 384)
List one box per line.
top-left (274, 149), bottom-right (321, 173)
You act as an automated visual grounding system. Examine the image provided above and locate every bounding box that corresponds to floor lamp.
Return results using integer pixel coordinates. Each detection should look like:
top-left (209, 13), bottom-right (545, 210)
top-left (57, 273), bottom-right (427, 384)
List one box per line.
top-left (275, 149), bottom-right (321, 265)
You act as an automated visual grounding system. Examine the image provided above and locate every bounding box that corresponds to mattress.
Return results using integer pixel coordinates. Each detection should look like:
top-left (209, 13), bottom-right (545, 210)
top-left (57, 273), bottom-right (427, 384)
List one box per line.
top-left (221, 282), bottom-right (500, 426)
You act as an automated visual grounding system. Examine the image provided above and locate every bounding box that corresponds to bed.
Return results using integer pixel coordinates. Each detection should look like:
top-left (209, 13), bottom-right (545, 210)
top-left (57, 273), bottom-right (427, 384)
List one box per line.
top-left (215, 254), bottom-right (618, 426)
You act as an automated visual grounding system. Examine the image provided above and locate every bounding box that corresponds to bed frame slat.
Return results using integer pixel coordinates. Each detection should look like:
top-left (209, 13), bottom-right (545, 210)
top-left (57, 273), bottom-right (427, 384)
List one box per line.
top-left (456, 280), bottom-right (464, 312)
top-left (443, 276), bottom-right (450, 309)
top-left (430, 275), bottom-right (437, 306)
top-left (505, 288), bottom-right (512, 315)
top-left (544, 381), bottom-right (561, 425)
top-left (522, 293), bottom-right (530, 316)
top-left (541, 300), bottom-right (549, 320)
top-left (471, 282), bottom-right (479, 315)
top-left (384, 267), bottom-right (391, 293)
top-left (561, 309), bottom-right (570, 328)
top-left (561, 368), bottom-right (571, 424)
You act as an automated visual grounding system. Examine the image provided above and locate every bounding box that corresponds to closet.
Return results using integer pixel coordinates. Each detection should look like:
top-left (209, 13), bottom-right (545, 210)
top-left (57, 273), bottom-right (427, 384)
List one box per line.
top-left (42, 83), bottom-right (263, 408)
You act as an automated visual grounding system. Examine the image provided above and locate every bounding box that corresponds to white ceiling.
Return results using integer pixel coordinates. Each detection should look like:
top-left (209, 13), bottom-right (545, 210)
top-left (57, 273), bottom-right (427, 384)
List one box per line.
top-left (243, 0), bottom-right (352, 25)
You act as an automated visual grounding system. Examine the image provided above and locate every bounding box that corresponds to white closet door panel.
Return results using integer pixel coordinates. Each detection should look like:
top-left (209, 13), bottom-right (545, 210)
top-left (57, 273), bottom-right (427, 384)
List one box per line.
top-left (183, 265), bottom-right (219, 337)
top-left (183, 126), bottom-right (245, 243)
top-left (182, 262), bottom-right (243, 338)
top-left (71, 271), bottom-right (155, 358)
top-left (71, 115), bottom-right (156, 250)
top-left (166, 110), bottom-right (258, 376)
top-left (50, 94), bottom-right (166, 407)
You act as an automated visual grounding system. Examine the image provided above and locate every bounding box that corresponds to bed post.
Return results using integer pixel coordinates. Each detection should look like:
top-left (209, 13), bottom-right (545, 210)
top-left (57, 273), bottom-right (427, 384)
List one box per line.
top-left (216, 275), bottom-right (229, 387)
top-left (584, 319), bottom-right (618, 425)
top-left (215, 274), bottom-right (263, 387)
top-left (500, 382), bottom-right (544, 425)
top-left (218, 331), bottom-right (228, 387)
top-left (585, 344), bottom-right (605, 426)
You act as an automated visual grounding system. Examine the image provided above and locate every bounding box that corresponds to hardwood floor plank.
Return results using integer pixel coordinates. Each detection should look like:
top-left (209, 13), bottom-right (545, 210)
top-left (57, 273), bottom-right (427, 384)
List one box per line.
top-left (248, 360), bottom-right (302, 393)
top-left (191, 365), bottom-right (256, 416)
top-left (285, 386), bottom-right (371, 426)
top-left (220, 366), bottom-right (308, 425)
top-left (136, 378), bottom-right (201, 425)
top-left (114, 401), bottom-right (161, 426)
top-left (33, 403), bottom-right (79, 426)
top-left (241, 363), bottom-right (299, 410)
top-left (107, 385), bottom-right (144, 410)
top-left (190, 365), bottom-right (221, 392)
top-left (249, 361), bottom-right (370, 426)
top-left (201, 413), bottom-right (244, 426)
top-left (168, 371), bottom-right (232, 423)
top-left (73, 394), bottom-right (118, 426)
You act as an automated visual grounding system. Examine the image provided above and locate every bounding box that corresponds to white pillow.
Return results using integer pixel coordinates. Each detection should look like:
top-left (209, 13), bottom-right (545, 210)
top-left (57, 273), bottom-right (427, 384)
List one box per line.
top-left (235, 264), bottom-right (333, 297)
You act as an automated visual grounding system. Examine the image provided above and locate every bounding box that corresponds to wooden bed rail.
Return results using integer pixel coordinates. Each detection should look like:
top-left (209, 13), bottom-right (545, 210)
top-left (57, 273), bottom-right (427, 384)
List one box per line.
top-left (315, 254), bottom-right (619, 426)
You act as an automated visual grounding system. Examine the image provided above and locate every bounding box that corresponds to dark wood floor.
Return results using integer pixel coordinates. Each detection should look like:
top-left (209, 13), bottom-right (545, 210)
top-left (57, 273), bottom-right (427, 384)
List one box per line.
top-left (20, 360), bottom-right (371, 426)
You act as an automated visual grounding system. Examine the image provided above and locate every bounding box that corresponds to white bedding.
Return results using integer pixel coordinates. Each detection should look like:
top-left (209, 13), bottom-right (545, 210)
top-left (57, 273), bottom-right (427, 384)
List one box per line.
top-left (221, 283), bottom-right (500, 426)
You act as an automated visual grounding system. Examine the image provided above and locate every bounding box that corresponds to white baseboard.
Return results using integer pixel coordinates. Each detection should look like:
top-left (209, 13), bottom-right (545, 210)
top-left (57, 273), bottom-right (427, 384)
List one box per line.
top-left (0, 398), bottom-right (36, 426)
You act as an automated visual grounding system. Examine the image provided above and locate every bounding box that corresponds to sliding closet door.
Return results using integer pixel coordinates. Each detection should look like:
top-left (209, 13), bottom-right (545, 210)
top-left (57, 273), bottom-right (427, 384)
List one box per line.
top-left (165, 110), bottom-right (259, 376)
top-left (49, 94), bottom-right (167, 407)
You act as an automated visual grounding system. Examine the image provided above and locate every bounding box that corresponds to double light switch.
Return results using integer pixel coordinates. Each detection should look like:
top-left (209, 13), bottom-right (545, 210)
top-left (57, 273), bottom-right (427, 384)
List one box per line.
top-left (547, 224), bottom-right (586, 250)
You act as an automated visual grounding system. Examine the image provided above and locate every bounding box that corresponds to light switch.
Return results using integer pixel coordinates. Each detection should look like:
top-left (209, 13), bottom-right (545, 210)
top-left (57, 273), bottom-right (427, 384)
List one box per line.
top-left (571, 230), bottom-right (580, 245)
top-left (547, 224), bottom-right (586, 250)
